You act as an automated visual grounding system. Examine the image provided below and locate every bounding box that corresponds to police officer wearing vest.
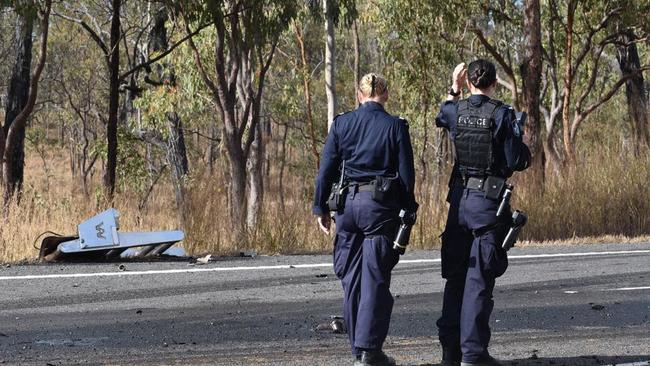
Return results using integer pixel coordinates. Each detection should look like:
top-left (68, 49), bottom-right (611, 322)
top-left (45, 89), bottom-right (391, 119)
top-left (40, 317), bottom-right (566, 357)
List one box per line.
top-left (313, 73), bottom-right (417, 366)
top-left (435, 60), bottom-right (531, 366)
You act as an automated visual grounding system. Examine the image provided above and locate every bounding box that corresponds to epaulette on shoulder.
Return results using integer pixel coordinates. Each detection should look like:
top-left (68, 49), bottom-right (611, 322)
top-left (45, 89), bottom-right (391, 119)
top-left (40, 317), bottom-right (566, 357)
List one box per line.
top-left (395, 116), bottom-right (409, 127)
top-left (501, 104), bottom-right (516, 117)
top-left (333, 111), bottom-right (352, 123)
top-left (486, 99), bottom-right (504, 108)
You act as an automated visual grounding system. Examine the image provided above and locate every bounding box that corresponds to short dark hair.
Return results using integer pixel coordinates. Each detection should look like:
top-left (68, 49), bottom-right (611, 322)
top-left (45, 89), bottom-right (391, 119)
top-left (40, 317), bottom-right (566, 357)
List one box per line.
top-left (468, 59), bottom-right (497, 89)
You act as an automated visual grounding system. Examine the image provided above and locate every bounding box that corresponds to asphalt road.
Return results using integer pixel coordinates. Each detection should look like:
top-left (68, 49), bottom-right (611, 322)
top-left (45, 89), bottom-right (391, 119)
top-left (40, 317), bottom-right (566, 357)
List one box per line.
top-left (1, 243), bottom-right (649, 366)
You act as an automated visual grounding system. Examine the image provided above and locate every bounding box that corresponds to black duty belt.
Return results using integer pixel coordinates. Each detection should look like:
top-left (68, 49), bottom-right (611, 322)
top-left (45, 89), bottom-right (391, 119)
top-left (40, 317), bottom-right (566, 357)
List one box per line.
top-left (451, 176), bottom-right (492, 191)
top-left (350, 182), bottom-right (374, 192)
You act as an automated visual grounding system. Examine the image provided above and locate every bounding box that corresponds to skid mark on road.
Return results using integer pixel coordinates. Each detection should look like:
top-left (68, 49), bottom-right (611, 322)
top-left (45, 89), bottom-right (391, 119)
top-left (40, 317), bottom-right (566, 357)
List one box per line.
top-left (1, 249), bottom-right (649, 281)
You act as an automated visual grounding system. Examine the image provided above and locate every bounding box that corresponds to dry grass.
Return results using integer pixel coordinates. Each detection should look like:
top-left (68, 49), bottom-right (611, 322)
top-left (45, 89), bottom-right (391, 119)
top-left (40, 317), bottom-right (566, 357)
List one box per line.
top-left (182, 170), bottom-right (332, 256)
top-left (517, 151), bottom-right (650, 241)
top-left (1, 145), bottom-right (649, 264)
top-left (0, 149), bottom-right (181, 263)
top-left (516, 234), bottom-right (650, 248)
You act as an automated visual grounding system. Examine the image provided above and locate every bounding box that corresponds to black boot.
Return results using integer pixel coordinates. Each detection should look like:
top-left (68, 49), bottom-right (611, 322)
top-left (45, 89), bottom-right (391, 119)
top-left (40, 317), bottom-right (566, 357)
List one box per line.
top-left (353, 350), bottom-right (396, 366)
top-left (441, 344), bottom-right (462, 366)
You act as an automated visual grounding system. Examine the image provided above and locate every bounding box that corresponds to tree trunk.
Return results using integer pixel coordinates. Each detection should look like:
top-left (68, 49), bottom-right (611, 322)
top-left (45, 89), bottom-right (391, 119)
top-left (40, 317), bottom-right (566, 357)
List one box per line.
top-left (353, 19), bottom-right (360, 106)
top-left (2, 9), bottom-right (34, 202)
top-left (294, 22), bottom-right (320, 168)
top-left (166, 112), bottom-right (189, 222)
top-left (2, 0), bottom-right (51, 208)
top-left (150, 6), bottom-right (190, 222)
top-left (181, 2), bottom-right (280, 244)
top-left (226, 138), bottom-right (248, 244)
top-left (616, 29), bottom-right (649, 155)
top-left (324, 0), bottom-right (337, 131)
top-left (543, 126), bottom-right (562, 175)
top-left (208, 124), bottom-right (218, 174)
top-left (561, 1), bottom-right (577, 164)
top-left (246, 120), bottom-right (264, 230)
top-left (278, 124), bottom-right (288, 213)
top-left (104, 0), bottom-right (121, 200)
top-left (520, 0), bottom-right (544, 185)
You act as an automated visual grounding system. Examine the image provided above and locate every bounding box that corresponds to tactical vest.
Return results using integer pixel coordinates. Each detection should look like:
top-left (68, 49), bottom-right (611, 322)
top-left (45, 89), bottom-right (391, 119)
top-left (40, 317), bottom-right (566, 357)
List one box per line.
top-left (454, 99), bottom-right (502, 176)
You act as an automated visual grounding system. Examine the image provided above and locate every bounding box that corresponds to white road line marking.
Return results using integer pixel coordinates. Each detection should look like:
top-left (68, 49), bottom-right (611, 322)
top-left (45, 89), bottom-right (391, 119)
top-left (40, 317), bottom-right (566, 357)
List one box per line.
top-left (605, 362), bottom-right (650, 366)
top-left (1, 249), bottom-right (649, 281)
top-left (610, 286), bottom-right (650, 291)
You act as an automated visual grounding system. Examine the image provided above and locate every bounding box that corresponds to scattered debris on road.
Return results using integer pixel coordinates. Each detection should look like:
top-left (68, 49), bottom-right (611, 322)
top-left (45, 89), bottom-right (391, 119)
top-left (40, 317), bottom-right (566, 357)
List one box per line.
top-left (239, 251), bottom-right (258, 258)
top-left (315, 316), bottom-right (347, 334)
top-left (196, 254), bottom-right (216, 264)
top-left (590, 303), bottom-right (605, 310)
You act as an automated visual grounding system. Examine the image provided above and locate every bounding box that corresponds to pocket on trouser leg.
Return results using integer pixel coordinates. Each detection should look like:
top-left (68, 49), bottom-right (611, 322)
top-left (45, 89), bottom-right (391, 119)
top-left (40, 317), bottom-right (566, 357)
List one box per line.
top-left (478, 231), bottom-right (508, 278)
top-left (367, 235), bottom-right (399, 273)
top-left (440, 228), bottom-right (472, 279)
top-left (333, 232), bottom-right (346, 279)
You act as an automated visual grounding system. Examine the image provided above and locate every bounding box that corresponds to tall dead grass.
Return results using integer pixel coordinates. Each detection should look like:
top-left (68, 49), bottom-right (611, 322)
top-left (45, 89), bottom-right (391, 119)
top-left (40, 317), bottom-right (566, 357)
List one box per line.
top-left (0, 149), bottom-right (181, 263)
top-left (1, 146), bottom-right (649, 263)
top-left (518, 151), bottom-right (650, 241)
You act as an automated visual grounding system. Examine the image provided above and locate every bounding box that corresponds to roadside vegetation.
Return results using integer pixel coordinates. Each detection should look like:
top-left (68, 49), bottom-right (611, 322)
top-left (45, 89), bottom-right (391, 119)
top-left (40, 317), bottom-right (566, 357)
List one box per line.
top-left (0, 0), bottom-right (649, 263)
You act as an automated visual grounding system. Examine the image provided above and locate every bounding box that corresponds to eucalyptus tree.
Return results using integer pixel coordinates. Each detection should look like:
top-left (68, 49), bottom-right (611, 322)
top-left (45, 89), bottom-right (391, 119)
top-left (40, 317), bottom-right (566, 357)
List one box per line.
top-left (548, 0), bottom-right (650, 164)
top-left (179, 0), bottom-right (298, 241)
top-left (136, 5), bottom-right (190, 221)
top-left (521, 0), bottom-right (543, 182)
top-left (614, 0), bottom-right (650, 155)
top-left (54, 0), bottom-right (205, 201)
top-left (1, 0), bottom-right (52, 206)
top-left (307, 0), bottom-right (357, 131)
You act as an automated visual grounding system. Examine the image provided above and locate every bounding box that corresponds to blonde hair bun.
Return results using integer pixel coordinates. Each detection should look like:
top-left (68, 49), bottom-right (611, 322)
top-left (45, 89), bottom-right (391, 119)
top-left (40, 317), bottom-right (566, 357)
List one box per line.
top-left (359, 73), bottom-right (387, 98)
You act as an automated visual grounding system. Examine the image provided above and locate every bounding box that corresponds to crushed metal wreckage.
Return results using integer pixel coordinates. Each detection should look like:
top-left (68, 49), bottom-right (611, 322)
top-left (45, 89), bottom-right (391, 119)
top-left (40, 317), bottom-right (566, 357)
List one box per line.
top-left (315, 316), bottom-right (347, 334)
top-left (39, 208), bottom-right (185, 262)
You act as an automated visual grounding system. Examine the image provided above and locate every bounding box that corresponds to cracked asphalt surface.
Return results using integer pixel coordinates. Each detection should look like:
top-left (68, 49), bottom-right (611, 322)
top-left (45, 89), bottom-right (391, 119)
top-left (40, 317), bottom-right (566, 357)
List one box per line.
top-left (1, 243), bottom-right (649, 366)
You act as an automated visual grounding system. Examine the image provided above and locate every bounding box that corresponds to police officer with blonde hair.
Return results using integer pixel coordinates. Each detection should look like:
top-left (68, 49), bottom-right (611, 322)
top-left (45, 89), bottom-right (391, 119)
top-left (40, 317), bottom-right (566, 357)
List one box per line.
top-left (435, 59), bottom-right (530, 366)
top-left (313, 73), bottom-right (417, 366)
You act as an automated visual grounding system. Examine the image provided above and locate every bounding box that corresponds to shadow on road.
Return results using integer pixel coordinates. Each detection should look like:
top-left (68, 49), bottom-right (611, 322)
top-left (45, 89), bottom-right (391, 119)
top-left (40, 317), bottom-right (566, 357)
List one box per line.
top-left (412, 355), bottom-right (650, 366)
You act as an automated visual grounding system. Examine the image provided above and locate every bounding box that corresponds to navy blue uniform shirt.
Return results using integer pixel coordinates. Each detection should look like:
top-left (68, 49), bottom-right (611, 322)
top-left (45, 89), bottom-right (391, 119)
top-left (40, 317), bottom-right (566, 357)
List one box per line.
top-left (313, 101), bottom-right (416, 216)
top-left (435, 95), bottom-right (530, 178)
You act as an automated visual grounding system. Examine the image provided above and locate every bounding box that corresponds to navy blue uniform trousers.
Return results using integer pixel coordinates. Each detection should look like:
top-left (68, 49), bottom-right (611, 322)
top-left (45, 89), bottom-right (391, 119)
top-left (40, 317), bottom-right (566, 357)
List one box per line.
top-left (333, 188), bottom-right (400, 356)
top-left (437, 186), bottom-right (509, 363)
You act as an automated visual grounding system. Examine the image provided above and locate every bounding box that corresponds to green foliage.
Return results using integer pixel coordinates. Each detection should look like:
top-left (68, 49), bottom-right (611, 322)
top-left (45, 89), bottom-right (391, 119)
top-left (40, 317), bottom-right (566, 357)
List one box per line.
top-left (92, 127), bottom-right (150, 195)
top-left (3, 0), bottom-right (38, 17)
top-left (180, 0), bottom-right (299, 45)
top-left (307, 0), bottom-right (358, 27)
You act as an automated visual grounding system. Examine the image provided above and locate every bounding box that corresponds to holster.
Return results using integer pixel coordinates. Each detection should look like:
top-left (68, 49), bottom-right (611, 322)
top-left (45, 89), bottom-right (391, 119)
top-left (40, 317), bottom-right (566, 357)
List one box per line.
top-left (483, 176), bottom-right (506, 200)
top-left (327, 183), bottom-right (345, 211)
top-left (370, 176), bottom-right (394, 203)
